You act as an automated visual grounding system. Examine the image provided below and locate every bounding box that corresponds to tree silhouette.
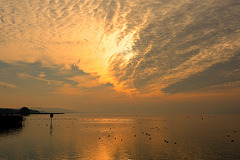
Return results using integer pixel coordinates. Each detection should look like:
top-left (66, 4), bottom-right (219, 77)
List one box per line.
top-left (19, 107), bottom-right (30, 115)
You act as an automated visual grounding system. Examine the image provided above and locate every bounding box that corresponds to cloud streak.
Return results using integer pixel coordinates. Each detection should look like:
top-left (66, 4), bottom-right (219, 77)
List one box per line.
top-left (0, 81), bottom-right (16, 88)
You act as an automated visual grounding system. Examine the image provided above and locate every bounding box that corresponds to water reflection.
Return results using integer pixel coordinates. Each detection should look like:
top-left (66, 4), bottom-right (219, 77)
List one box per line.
top-left (49, 119), bottom-right (53, 137)
top-left (0, 114), bottom-right (240, 159)
top-left (0, 126), bottom-right (23, 136)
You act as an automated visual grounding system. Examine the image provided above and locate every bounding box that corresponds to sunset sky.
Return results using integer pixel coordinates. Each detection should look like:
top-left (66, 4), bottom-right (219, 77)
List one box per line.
top-left (0, 0), bottom-right (240, 113)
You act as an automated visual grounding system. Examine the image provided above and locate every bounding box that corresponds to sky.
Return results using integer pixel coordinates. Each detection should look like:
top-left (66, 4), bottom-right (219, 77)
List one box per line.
top-left (0, 0), bottom-right (240, 113)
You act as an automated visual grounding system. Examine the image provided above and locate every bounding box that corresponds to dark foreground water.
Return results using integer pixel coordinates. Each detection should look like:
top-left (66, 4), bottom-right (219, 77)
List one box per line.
top-left (0, 113), bottom-right (240, 160)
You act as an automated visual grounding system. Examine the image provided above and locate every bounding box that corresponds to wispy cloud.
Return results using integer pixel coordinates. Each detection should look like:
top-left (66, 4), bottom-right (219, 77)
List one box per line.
top-left (67, 75), bottom-right (101, 88)
top-left (38, 72), bottom-right (46, 78)
top-left (0, 81), bottom-right (16, 88)
top-left (0, 0), bottom-right (239, 97)
top-left (17, 73), bottom-right (62, 85)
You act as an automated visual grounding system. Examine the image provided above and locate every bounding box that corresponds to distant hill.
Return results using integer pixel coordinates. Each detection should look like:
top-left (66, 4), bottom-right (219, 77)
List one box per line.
top-left (0, 108), bottom-right (40, 115)
top-left (0, 108), bottom-right (19, 114)
top-left (33, 107), bottom-right (75, 113)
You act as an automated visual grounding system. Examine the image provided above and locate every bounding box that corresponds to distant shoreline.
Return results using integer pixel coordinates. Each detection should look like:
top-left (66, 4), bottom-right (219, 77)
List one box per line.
top-left (0, 107), bottom-right (65, 115)
top-left (30, 112), bottom-right (64, 114)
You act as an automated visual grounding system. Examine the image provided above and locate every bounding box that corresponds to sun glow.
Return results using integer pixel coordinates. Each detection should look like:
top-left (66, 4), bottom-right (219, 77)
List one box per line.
top-left (97, 26), bottom-right (138, 79)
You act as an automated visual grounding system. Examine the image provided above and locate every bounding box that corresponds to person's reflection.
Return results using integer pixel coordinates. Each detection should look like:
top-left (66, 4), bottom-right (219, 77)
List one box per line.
top-left (50, 119), bottom-right (53, 137)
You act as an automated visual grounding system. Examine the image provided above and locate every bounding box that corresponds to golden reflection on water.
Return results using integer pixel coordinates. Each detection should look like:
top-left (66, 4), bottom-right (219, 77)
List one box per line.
top-left (0, 114), bottom-right (240, 159)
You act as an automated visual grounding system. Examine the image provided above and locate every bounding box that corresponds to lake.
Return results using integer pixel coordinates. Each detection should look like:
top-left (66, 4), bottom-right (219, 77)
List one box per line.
top-left (0, 113), bottom-right (240, 159)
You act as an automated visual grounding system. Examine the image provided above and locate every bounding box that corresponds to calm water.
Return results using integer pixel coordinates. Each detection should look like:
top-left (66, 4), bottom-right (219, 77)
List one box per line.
top-left (0, 113), bottom-right (240, 160)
